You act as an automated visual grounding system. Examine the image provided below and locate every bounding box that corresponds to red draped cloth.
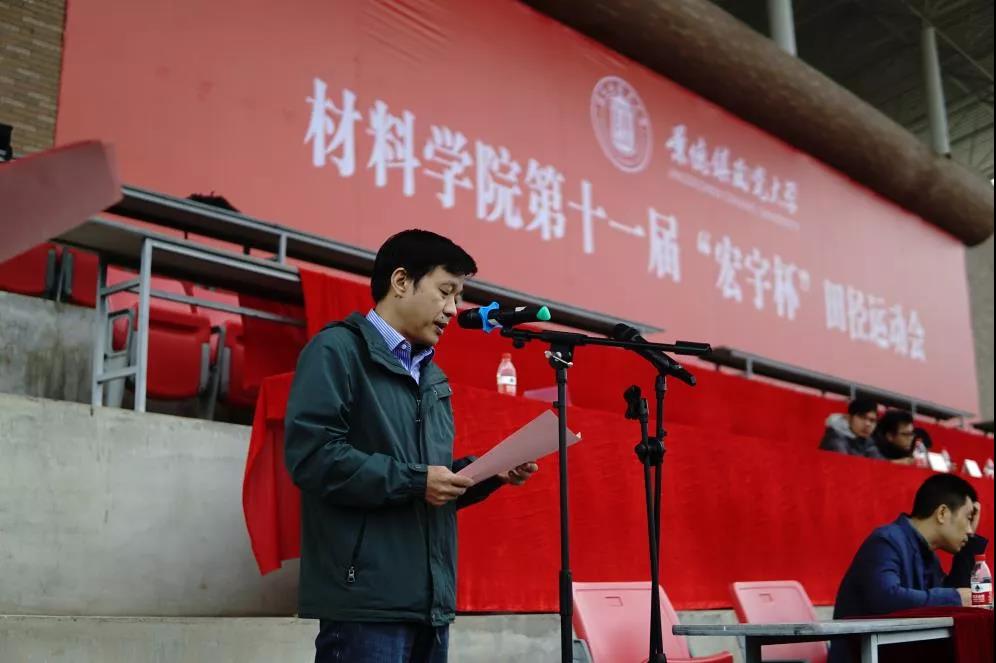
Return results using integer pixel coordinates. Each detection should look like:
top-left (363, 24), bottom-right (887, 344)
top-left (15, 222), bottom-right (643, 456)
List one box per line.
top-left (237, 267), bottom-right (369, 389)
top-left (241, 268), bottom-right (995, 610)
top-left (243, 376), bottom-right (994, 610)
top-left (237, 295), bottom-right (306, 391)
top-left (242, 372), bottom-right (298, 572)
top-left (298, 268), bottom-right (372, 339)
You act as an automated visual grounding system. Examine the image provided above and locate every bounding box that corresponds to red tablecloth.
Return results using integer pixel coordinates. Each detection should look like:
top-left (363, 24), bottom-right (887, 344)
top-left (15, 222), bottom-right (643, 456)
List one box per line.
top-left (857, 607), bottom-right (993, 663)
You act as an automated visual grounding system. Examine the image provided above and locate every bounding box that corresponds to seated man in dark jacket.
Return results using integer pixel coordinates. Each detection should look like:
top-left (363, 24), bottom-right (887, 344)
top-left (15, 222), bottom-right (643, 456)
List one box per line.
top-left (912, 426), bottom-right (933, 451)
top-left (871, 409), bottom-right (917, 465)
top-left (284, 230), bottom-right (538, 663)
top-left (829, 474), bottom-right (987, 663)
top-left (818, 398), bottom-right (880, 458)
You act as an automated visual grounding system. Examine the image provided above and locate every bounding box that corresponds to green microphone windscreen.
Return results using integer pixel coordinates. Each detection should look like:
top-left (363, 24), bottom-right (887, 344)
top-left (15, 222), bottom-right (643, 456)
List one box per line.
top-left (537, 306), bottom-right (551, 322)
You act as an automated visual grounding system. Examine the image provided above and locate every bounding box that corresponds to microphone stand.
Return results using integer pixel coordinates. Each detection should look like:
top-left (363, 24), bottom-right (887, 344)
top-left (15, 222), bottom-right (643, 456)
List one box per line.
top-left (624, 374), bottom-right (668, 663)
top-left (498, 327), bottom-right (710, 663)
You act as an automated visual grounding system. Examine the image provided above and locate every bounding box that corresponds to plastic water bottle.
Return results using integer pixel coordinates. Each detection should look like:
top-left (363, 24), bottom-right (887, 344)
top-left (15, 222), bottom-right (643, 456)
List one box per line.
top-left (971, 556), bottom-right (992, 609)
top-left (496, 353), bottom-right (517, 396)
top-left (984, 458), bottom-right (994, 479)
top-left (913, 441), bottom-right (929, 468)
top-left (941, 449), bottom-right (954, 472)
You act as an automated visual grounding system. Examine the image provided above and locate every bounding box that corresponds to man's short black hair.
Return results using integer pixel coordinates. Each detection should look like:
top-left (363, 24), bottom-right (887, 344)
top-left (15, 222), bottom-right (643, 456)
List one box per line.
top-left (847, 398), bottom-right (878, 417)
top-left (913, 427), bottom-right (933, 449)
top-left (911, 474), bottom-right (977, 519)
top-left (876, 409), bottom-right (914, 438)
top-left (0, 122), bottom-right (12, 161)
top-left (371, 229), bottom-right (477, 303)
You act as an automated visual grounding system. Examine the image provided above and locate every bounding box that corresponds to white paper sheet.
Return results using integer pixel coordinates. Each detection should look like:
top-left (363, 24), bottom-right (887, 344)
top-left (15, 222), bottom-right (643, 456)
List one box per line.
top-left (927, 452), bottom-right (950, 472)
top-left (962, 458), bottom-right (983, 478)
top-left (456, 410), bottom-right (581, 482)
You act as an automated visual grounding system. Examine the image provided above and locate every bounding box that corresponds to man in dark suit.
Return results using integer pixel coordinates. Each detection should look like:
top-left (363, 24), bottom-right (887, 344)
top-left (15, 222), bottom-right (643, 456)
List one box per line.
top-left (830, 474), bottom-right (987, 662)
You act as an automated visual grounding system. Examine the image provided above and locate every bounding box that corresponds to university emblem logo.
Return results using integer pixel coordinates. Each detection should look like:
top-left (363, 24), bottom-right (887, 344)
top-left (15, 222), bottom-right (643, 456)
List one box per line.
top-left (590, 76), bottom-right (652, 173)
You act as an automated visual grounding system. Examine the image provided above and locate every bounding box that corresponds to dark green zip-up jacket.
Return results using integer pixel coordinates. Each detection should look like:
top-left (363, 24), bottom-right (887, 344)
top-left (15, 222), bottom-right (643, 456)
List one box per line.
top-left (284, 312), bottom-right (500, 625)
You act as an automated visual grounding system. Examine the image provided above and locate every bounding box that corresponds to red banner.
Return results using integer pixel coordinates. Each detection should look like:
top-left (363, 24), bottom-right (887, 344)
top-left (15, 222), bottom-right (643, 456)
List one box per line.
top-left (56, 0), bottom-right (978, 413)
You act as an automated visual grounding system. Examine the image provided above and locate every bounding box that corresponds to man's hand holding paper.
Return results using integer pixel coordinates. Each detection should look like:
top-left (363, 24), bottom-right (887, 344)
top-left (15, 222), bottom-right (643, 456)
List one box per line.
top-left (498, 462), bottom-right (539, 486)
top-left (456, 410), bottom-right (581, 483)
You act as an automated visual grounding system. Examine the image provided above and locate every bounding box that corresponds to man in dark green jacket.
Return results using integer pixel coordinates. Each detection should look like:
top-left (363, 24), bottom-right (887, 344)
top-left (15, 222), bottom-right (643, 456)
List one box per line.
top-left (285, 229), bottom-right (537, 663)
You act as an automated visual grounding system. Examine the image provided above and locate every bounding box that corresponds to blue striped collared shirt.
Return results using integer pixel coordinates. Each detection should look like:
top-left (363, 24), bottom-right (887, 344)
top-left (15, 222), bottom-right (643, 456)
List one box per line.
top-left (366, 309), bottom-right (435, 384)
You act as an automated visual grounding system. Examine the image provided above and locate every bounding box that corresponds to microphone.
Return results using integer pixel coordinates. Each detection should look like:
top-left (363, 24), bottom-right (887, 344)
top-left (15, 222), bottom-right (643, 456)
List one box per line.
top-left (611, 323), bottom-right (696, 386)
top-left (457, 301), bottom-right (552, 333)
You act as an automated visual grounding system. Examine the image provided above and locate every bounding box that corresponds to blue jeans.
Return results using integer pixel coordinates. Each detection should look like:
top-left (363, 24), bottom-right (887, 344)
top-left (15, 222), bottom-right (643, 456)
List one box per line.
top-left (314, 620), bottom-right (449, 663)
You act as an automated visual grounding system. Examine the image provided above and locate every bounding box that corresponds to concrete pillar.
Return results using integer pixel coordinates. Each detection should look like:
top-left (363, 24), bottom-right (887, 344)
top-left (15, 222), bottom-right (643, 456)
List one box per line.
top-left (921, 25), bottom-right (951, 155)
top-left (767, 0), bottom-right (797, 56)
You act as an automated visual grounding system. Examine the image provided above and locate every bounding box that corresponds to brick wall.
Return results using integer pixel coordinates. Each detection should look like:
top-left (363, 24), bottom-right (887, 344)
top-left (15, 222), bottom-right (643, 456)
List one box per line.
top-left (0, 0), bottom-right (66, 156)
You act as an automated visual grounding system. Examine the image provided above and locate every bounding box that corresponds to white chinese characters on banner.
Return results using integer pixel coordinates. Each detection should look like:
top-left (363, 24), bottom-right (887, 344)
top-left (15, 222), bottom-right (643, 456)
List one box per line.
top-left (567, 180), bottom-right (682, 267)
top-left (523, 160), bottom-right (567, 241)
top-left (712, 235), bottom-right (744, 303)
top-left (568, 179), bottom-right (607, 255)
top-left (744, 248), bottom-right (771, 311)
top-left (846, 287), bottom-right (869, 342)
top-left (732, 158), bottom-right (750, 193)
top-left (688, 137), bottom-right (710, 176)
top-left (664, 124), bottom-right (688, 165)
top-left (867, 295), bottom-right (889, 349)
top-left (698, 233), bottom-right (809, 320)
top-left (304, 78), bottom-right (361, 176)
top-left (301, 76), bottom-right (924, 366)
top-left (647, 209), bottom-right (681, 283)
top-left (666, 124), bottom-right (799, 214)
top-left (907, 311), bottom-right (926, 361)
top-left (772, 256), bottom-right (809, 321)
top-left (823, 280), bottom-right (926, 361)
top-left (366, 100), bottom-right (420, 197)
top-left (824, 280), bottom-right (847, 332)
top-left (476, 141), bottom-right (524, 229)
top-left (423, 125), bottom-right (473, 209)
top-left (711, 147), bottom-right (731, 183)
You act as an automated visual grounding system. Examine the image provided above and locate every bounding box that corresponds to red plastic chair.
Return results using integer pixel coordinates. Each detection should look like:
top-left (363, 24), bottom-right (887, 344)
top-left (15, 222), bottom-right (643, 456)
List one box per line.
top-left (112, 305), bottom-right (213, 400)
top-left (0, 243), bottom-right (58, 297)
top-left (729, 580), bottom-right (827, 663)
top-left (218, 320), bottom-right (258, 408)
top-left (58, 247), bottom-right (98, 307)
top-left (573, 582), bottom-right (733, 663)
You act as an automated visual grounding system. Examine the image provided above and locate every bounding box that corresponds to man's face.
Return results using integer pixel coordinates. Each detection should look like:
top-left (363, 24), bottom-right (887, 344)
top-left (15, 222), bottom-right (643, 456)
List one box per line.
top-left (886, 422), bottom-right (916, 452)
top-left (395, 267), bottom-right (464, 347)
top-left (936, 497), bottom-right (976, 554)
top-left (849, 411), bottom-right (877, 438)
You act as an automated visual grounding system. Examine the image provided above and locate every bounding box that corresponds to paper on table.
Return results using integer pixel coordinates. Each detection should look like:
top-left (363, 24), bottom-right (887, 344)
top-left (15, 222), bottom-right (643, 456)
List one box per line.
top-left (927, 452), bottom-right (950, 472)
top-left (456, 410), bottom-right (581, 482)
top-left (962, 458), bottom-right (982, 478)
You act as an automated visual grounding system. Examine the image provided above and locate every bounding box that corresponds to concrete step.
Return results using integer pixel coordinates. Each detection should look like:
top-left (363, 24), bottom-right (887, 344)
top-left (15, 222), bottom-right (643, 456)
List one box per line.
top-left (0, 614), bottom-right (562, 662)
top-left (0, 610), bottom-right (774, 662)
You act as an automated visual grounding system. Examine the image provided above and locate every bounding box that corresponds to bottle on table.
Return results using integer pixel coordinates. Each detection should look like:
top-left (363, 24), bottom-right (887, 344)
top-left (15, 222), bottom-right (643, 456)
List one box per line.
top-left (496, 352), bottom-right (517, 396)
top-left (970, 555), bottom-right (992, 610)
top-left (913, 441), bottom-right (929, 468)
top-left (984, 458), bottom-right (994, 479)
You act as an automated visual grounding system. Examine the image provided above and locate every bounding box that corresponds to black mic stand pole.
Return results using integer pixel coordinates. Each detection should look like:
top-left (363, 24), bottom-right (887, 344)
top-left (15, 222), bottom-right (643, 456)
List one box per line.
top-left (549, 339), bottom-right (576, 663)
top-left (624, 373), bottom-right (670, 663)
top-left (499, 327), bottom-right (709, 663)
